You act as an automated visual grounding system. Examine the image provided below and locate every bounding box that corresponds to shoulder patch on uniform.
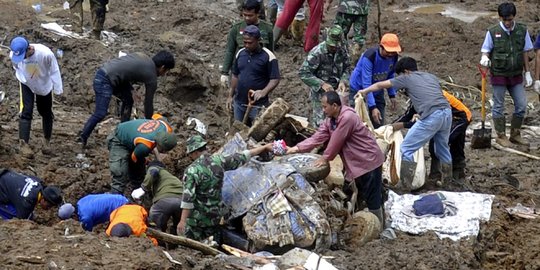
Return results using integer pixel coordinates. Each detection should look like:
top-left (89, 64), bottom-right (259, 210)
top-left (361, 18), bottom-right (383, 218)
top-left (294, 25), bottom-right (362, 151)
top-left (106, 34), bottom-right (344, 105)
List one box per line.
top-left (235, 48), bottom-right (246, 59)
top-left (262, 47), bottom-right (277, 61)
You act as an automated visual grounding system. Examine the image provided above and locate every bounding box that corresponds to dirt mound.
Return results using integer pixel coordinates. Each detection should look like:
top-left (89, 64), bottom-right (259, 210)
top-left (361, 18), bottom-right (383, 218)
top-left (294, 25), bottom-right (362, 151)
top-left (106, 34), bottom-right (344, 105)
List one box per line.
top-left (0, 0), bottom-right (539, 269)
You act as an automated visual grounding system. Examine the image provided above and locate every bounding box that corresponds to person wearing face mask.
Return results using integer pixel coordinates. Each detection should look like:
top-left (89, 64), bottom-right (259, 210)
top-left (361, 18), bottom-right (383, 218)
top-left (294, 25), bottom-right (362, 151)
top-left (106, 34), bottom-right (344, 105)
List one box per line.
top-left (479, 2), bottom-right (533, 147)
top-left (350, 33), bottom-right (401, 128)
top-left (299, 25), bottom-right (350, 128)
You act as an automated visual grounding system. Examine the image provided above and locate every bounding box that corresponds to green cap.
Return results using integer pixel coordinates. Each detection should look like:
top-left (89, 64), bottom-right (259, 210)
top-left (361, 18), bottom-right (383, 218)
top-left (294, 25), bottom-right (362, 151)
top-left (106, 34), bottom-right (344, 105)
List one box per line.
top-left (326, 25), bottom-right (343, 47)
top-left (155, 131), bottom-right (177, 152)
top-left (186, 135), bottom-right (207, 154)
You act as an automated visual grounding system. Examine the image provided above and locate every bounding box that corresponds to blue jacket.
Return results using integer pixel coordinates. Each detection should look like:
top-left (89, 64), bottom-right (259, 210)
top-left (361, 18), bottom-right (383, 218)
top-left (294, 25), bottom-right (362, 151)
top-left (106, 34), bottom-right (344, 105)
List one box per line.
top-left (350, 47), bottom-right (397, 109)
top-left (77, 194), bottom-right (128, 231)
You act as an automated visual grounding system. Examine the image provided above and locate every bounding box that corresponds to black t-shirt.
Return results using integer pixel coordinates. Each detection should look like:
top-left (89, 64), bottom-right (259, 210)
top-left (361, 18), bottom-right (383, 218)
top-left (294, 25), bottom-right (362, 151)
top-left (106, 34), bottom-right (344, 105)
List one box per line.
top-left (0, 170), bottom-right (43, 219)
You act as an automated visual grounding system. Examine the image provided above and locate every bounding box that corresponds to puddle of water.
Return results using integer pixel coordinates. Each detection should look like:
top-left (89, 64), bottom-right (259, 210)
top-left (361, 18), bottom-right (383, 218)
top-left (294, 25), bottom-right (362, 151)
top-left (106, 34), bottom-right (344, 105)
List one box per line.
top-left (393, 4), bottom-right (493, 23)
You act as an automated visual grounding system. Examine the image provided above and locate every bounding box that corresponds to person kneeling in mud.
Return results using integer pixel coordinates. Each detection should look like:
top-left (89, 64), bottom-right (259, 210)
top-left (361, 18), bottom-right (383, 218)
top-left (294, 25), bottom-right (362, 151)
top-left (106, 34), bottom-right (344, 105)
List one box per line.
top-left (177, 135), bottom-right (272, 243)
top-left (106, 204), bottom-right (158, 246)
top-left (58, 193), bottom-right (128, 231)
top-left (131, 161), bottom-right (183, 240)
top-left (0, 168), bottom-right (63, 220)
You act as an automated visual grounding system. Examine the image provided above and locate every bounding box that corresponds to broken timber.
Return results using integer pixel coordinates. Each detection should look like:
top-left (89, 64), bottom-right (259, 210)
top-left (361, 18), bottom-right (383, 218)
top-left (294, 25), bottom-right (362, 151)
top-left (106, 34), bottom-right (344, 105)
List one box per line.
top-left (146, 228), bottom-right (224, 256)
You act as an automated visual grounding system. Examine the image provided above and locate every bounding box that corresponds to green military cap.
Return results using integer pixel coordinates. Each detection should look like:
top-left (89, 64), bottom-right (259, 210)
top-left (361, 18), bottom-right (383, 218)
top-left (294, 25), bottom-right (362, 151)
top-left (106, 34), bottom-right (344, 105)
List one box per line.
top-left (186, 135), bottom-right (207, 154)
top-left (155, 131), bottom-right (178, 152)
top-left (326, 25), bottom-right (343, 47)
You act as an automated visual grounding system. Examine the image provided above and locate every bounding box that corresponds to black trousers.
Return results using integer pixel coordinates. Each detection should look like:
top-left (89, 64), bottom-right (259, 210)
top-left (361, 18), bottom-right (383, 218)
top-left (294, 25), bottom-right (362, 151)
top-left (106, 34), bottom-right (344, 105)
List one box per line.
top-left (19, 83), bottom-right (54, 141)
top-left (429, 117), bottom-right (469, 167)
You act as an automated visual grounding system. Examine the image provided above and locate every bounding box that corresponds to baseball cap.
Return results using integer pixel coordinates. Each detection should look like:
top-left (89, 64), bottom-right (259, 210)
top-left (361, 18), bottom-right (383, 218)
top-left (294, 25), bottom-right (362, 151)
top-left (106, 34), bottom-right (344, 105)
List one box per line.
top-left (326, 25), bottom-right (343, 47)
top-left (10, 36), bottom-right (29, 64)
top-left (42, 186), bottom-right (63, 206)
top-left (380, 33), bottom-right (402, 53)
top-left (58, 203), bottom-right (75, 220)
top-left (243, 25), bottom-right (261, 39)
top-left (155, 131), bottom-right (178, 152)
top-left (110, 223), bottom-right (133, 237)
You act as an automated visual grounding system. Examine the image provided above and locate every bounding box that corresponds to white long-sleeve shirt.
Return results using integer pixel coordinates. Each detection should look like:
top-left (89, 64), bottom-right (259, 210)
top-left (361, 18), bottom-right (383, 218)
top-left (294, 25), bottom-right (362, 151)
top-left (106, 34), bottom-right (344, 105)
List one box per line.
top-left (11, 43), bottom-right (63, 96)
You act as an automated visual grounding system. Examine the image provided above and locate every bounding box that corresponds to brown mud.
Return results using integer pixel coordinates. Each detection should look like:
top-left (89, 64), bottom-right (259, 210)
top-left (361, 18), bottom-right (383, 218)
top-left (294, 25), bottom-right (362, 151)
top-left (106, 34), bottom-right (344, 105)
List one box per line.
top-left (0, 0), bottom-right (539, 269)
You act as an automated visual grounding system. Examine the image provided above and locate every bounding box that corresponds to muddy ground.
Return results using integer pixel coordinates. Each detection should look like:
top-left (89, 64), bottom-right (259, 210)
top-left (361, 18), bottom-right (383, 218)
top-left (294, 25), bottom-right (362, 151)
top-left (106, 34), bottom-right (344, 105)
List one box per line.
top-left (0, 0), bottom-right (539, 269)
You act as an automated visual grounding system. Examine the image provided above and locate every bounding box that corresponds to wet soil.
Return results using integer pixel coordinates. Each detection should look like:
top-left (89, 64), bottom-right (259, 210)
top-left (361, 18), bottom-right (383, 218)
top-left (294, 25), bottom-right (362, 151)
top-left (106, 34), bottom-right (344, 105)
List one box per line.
top-left (0, 0), bottom-right (540, 269)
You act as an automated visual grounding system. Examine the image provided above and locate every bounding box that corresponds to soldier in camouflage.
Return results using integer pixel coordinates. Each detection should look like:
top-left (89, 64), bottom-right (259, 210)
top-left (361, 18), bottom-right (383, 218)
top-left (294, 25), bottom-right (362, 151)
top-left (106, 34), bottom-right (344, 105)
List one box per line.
top-left (107, 116), bottom-right (177, 194)
top-left (299, 25), bottom-right (351, 127)
top-left (177, 135), bottom-right (272, 242)
top-left (69, 0), bottom-right (108, 39)
top-left (330, 0), bottom-right (370, 64)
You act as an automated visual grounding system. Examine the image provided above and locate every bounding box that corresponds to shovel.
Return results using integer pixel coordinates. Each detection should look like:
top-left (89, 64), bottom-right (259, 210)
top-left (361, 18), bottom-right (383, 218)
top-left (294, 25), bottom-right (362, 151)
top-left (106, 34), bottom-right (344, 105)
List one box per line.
top-left (471, 65), bottom-right (491, 149)
top-left (242, 90), bottom-right (255, 125)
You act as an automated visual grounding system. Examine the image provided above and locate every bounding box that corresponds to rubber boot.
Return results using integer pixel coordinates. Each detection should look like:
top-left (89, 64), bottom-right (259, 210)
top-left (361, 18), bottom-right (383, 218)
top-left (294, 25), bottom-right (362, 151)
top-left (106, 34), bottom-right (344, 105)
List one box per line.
top-left (438, 163), bottom-right (454, 187)
top-left (452, 159), bottom-right (466, 180)
top-left (509, 116), bottom-right (529, 146)
top-left (399, 160), bottom-right (417, 191)
top-left (290, 19), bottom-right (306, 42)
top-left (19, 118), bottom-right (32, 144)
top-left (369, 207), bottom-right (384, 230)
top-left (493, 117), bottom-right (511, 147)
top-left (92, 30), bottom-right (101, 40)
top-left (428, 158), bottom-right (441, 180)
top-left (41, 117), bottom-right (53, 155)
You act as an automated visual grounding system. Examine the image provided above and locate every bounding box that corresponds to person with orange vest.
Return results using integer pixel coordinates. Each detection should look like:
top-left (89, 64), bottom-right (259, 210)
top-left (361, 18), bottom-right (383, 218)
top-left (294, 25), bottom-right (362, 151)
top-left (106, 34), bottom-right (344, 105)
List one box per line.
top-left (392, 90), bottom-right (472, 180)
top-left (106, 204), bottom-right (157, 245)
top-left (107, 114), bottom-right (177, 194)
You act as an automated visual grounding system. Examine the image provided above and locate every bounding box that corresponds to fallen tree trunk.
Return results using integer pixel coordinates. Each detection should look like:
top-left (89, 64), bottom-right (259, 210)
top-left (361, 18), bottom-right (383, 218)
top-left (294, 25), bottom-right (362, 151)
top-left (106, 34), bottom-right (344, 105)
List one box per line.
top-left (146, 228), bottom-right (224, 256)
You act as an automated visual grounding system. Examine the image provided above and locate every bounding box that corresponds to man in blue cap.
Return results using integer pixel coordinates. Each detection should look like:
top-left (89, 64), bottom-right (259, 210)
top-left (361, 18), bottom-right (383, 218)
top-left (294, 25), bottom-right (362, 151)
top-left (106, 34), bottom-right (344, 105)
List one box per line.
top-left (9, 36), bottom-right (63, 157)
top-left (226, 25), bottom-right (280, 126)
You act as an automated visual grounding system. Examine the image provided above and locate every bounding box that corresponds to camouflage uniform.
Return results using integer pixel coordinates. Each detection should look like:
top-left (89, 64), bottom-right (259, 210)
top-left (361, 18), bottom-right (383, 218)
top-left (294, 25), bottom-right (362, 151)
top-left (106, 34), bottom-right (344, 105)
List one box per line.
top-left (69, 0), bottom-right (108, 38)
top-left (181, 148), bottom-right (251, 242)
top-left (107, 118), bottom-right (174, 194)
top-left (299, 26), bottom-right (350, 127)
top-left (334, 0), bottom-right (370, 46)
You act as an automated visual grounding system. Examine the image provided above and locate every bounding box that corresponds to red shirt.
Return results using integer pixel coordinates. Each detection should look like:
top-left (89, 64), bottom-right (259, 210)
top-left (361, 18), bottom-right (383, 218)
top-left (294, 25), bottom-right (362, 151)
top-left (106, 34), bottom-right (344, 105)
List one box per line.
top-left (297, 106), bottom-right (384, 181)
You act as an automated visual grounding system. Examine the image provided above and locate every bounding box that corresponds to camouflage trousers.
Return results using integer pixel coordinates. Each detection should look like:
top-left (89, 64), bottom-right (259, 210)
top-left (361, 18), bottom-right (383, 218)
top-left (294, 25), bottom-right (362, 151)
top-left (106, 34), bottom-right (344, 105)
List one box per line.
top-left (334, 12), bottom-right (368, 46)
top-left (107, 133), bottom-right (145, 194)
top-left (69, 0), bottom-right (107, 34)
top-left (309, 88), bottom-right (325, 128)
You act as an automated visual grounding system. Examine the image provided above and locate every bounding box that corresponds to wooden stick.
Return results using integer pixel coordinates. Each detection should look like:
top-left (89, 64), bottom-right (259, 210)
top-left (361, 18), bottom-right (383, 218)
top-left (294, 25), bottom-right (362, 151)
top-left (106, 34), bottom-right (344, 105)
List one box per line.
top-left (146, 228), bottom-right (224, 256)
top-left (163, 250), bottom-right (182, 265)
top-left (221, 244), bottom-right (272, 265)
top-left (492, 141), bottom-right (540, 160)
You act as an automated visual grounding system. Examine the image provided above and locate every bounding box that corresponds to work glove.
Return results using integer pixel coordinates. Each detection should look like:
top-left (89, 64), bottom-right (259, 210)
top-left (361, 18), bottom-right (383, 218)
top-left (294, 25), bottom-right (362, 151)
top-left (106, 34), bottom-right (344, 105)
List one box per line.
top-left (525, 71), bottom-right (533, 87)
top-left (220, 75), bottom-right (229, 88)
top-left (480, 55), bottom-right (490, 67)
top-left (131, 188), bottom-right (145, 200)
top-left (534, 80), bottom-right (540, 94)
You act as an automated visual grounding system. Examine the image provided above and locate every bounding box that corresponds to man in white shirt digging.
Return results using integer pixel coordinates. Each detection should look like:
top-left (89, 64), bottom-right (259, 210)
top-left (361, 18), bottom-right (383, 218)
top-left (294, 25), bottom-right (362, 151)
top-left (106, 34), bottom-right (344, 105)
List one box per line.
top-left (9, 36), bottom-right (63, 157)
